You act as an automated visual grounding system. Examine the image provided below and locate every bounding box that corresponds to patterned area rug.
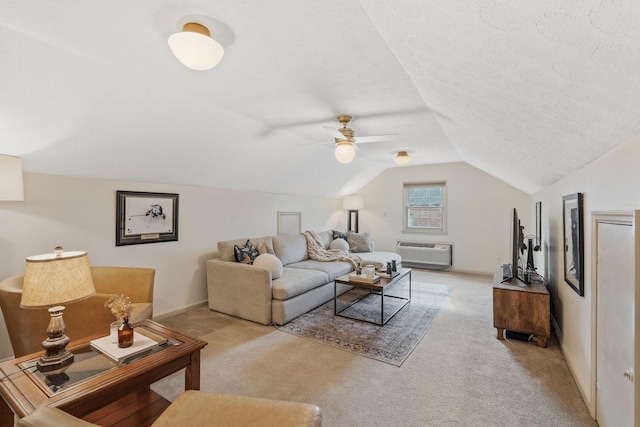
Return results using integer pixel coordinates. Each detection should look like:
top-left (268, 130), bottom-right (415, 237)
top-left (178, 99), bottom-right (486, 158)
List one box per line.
top-left (276, 282), bottom-right (453, 366)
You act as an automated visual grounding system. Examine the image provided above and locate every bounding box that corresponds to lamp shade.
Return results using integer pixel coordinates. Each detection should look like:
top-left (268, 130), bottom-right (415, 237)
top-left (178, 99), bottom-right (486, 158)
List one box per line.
top-left (21, 249), bottom-right (96, 309)
top-left (335, 143), bottom-right (355, 164)
top-left (394, 151), bottom-right (411, 165)
top-left (343, 195), bottom-right (364, 210)
top-left (0, 154), bottom-right (24, 201)
top-left (168, 22), bottom-right (224, 71)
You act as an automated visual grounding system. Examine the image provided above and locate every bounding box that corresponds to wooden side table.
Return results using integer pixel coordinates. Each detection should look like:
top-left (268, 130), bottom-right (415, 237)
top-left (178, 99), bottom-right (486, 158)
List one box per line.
top-left (0, 320), bottom-right (207, 427)
top-left (492, 267), bottom-right (550, 348)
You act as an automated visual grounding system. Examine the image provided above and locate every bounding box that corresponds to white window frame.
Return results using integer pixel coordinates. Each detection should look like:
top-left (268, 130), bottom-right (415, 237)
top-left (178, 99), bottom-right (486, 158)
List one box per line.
top-left (402, 182), bottom-right (447, 234)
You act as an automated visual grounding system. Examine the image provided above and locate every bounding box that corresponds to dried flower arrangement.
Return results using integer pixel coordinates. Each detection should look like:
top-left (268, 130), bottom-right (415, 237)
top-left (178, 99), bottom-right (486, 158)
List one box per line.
top-left (105, 294), bottom-right (132, 321)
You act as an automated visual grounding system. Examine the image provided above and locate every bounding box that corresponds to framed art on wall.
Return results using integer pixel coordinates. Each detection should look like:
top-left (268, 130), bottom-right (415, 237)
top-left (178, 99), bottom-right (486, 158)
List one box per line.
top-left (562, 192), bottom-right (584, 296)
top-left (277, 211), bottom-right (301, 235)
top-left (116, 191), bottom-right (179, 246)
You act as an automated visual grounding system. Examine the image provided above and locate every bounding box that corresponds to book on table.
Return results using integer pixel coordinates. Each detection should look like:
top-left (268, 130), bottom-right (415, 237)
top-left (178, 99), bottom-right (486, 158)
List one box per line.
top-left (90, 331), bottom-right (166, 365)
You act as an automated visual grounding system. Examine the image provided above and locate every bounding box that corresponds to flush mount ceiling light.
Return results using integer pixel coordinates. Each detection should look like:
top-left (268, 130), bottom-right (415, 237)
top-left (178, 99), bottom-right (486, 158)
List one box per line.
top-left (168, 22), bottom-right (224, 70)
top-left (394, 151), bottom-right (411, 165)
top-left (335, 141), bottom-right (356, 164)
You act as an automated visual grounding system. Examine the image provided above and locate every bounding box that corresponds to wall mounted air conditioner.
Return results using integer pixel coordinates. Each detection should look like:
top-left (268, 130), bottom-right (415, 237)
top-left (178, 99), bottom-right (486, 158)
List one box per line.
top-left (397, 241), bottom-right (453, 267)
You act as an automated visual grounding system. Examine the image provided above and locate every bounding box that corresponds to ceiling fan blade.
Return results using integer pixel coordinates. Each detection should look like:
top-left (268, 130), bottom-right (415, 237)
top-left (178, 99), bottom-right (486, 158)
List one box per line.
top-left (295, 140), bottom-right (334, 147)
top-left (322, 125), bottom-right (345, 140)
top-left (353, 134), bottom-right (399, 144)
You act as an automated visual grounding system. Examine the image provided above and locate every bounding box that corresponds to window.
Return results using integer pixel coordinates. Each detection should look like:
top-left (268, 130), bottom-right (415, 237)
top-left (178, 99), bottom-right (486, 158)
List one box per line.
top-left (403, 182), bottom-right (447, 233)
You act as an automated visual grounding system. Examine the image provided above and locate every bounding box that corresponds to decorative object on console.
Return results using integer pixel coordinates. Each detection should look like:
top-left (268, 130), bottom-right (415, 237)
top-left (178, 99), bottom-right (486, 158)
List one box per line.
top-left (20, 247), bottom-right (96, 371)
top-left (168, 22), bottom-right (224, 70)
top-left (343, 195), bottom-right (363, 233)
top-left (116, 190), bottom-right (179, 246)
top-left (0, 154), bottom-right (24, 201)
top-left (394, 151), bottom-right (411, 165)
top-left (562, 192), bottom-right (584, 296)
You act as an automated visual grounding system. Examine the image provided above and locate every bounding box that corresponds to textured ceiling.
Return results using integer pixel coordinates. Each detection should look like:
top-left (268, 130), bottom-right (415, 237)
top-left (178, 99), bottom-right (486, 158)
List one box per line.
top-left (1, 1), bottom-right (639, 197)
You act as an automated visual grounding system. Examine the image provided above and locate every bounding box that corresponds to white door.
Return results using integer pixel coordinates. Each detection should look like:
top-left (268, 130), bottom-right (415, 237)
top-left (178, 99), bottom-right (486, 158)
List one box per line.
top-left (596, 221), bottom-right (634, 426)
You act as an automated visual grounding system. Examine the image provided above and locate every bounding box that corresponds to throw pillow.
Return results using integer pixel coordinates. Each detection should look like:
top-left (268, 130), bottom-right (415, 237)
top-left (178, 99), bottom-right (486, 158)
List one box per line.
top-left (347, 232), bottom-right (373, 253)
top-left (234, 240), bottom-right (259, 264)
top-left (332, 230), bottom-right (348, 240)
top-left (257, 240), bottom-right (275, 255)
top-left (253, 254), bottom-right (283, 279)
top-left (329, 238), bottom-right (350, 252)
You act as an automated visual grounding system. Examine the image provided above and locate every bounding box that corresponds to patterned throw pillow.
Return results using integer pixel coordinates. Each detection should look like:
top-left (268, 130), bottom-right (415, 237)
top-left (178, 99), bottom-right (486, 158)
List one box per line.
top-left (347, 232), bottom-right (373, 253)
top-left (234, 240), bottom-right (259, 264)
top-left (332, 230), bottom-right (348, 240)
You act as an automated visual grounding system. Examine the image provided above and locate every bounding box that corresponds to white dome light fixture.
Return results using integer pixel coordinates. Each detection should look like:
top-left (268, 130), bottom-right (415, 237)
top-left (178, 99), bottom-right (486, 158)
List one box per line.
top-left (168, 22), bottom-right (224, 71)
top-left (335, 142), bottom-right (356, 164)
top-left (394, 150), bottom-right (411, 165)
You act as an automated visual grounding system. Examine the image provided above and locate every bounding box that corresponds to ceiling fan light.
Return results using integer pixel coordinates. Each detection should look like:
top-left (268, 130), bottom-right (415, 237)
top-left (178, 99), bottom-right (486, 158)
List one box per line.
top-left (168, 22), bottom-right (224, 71)
top-left (395, 151), bottom-right (411, 165)
top-left (335, 143), bottom-right (355, 164)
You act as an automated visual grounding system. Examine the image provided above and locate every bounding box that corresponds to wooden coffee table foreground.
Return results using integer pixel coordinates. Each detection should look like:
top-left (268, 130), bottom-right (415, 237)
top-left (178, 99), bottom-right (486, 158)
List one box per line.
top-left (335, 268), bottom-right (412, 326)
top-left (0, 320), bottom-right (207, 427)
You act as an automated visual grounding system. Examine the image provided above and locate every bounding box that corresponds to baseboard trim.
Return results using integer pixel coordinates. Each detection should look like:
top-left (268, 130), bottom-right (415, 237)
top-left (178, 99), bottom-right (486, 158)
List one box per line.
top-left (153, 300), bottom-right (208, 322)
top-left (553, 316), bottom-right (594, 419)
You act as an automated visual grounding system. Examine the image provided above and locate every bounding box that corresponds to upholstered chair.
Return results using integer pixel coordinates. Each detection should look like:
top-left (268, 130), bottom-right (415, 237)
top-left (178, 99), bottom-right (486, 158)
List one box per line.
top-left (0, 266), bottom-right (155, 358)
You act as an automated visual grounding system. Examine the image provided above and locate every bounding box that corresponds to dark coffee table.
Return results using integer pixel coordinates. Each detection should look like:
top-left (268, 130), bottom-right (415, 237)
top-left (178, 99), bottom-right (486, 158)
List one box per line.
top-left (334, 268), bottom-right (412, 325)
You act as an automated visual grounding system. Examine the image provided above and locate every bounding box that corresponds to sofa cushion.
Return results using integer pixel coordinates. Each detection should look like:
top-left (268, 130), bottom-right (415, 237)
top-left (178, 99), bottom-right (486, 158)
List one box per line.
top-left (254, 254), bottom-right (283, 279)
top-left (257, 240), bottom-right (275, 255)
top-left (272, 234), bottom-right (308, 265)
top-left (234, 240), bottom-right (259, 264)
top-left (271, 267), bottom-right (328, 301)
top-left (218, 236), bottom-right (273, 262)
top-left (347, 232), bottom-right (373, 253)
top-left (287, 260), bottom-right (354, 281)
top-left (329, 238), bottom-right (350, 251)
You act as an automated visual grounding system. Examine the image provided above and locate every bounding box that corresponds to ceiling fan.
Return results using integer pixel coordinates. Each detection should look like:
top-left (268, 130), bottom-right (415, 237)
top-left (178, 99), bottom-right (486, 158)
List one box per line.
top-left (299, 115), bottom-right (398, 164)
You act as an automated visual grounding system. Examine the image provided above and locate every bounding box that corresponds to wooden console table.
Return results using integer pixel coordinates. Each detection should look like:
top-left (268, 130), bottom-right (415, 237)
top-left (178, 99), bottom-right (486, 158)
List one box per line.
top-left (492, 266), bottom-right (550, 347)
top-left (0, 320), bottom-right (207, 427)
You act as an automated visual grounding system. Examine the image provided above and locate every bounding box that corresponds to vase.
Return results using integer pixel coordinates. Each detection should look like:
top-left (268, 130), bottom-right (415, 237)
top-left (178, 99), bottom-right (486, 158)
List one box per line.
top-left (118, 317), bottom-right (134, 348)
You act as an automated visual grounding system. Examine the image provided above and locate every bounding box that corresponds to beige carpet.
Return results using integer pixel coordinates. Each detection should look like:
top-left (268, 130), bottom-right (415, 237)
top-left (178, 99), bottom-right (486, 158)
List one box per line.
top-left (153, 269), bottom-right (597, 427)
top-left (276, 282), bottom-right (452, 366)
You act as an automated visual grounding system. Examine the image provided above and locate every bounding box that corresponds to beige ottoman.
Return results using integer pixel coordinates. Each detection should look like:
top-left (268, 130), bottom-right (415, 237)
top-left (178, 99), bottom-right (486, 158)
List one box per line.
top-left (17, 390), bottom-right (322, 427)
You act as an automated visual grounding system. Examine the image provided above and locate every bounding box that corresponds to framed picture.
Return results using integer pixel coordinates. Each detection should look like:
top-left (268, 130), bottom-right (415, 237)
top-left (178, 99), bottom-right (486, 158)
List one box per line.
top-left (116, 191), bottom-right (179, 246)
top-left (562, 193), bottom-right (584, 296)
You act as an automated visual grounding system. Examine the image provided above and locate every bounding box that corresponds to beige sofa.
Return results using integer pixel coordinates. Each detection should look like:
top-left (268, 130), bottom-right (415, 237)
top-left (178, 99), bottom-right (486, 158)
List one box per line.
top-left (207, 231), bottom-right (401, 325)
top-left (0, 267), bottom-right (155, 358)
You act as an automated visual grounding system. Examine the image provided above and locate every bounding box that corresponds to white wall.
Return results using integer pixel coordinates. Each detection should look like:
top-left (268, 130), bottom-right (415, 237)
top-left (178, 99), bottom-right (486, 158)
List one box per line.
top-left (356, 162), bottom-right (531, 273)
top-left (0, 173), bottom-right (341, 359)
top-left (533, 134), bottom-right (640, 411)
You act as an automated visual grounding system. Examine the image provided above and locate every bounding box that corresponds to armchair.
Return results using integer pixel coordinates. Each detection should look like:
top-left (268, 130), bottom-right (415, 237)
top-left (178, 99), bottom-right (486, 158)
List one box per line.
top-left (0, 266), bottom-right (155, 358)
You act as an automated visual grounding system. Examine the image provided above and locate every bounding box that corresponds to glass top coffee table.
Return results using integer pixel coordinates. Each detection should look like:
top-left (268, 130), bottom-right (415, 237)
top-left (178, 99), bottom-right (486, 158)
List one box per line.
top-left (334, 267), bottom-right (412, 326)
top-left (0, 319), bottom-right (207, 427)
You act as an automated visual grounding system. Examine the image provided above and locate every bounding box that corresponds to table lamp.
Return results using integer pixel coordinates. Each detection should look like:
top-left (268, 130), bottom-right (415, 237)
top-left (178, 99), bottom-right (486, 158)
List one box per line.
top-left (20, 247), bottom-right (96, 371)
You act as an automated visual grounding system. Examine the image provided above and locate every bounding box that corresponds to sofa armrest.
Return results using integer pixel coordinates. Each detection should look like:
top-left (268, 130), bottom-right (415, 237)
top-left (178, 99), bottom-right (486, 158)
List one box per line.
top-left (206, 259), bottom-right (273, 325)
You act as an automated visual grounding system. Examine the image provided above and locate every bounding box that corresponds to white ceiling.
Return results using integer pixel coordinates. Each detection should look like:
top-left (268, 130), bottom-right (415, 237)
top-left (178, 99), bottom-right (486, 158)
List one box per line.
top-left (1, 1), bottom-right (639, 197)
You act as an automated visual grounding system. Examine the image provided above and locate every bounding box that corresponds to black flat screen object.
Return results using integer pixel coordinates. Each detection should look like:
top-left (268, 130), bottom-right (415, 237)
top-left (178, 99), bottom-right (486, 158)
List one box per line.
top-left (502, 208), bottom-right (526, 283)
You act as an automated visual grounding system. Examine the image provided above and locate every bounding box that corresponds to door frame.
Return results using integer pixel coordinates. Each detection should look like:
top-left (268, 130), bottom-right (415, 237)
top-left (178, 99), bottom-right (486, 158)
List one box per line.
top-left (590, 210), bottom-right (639, 422)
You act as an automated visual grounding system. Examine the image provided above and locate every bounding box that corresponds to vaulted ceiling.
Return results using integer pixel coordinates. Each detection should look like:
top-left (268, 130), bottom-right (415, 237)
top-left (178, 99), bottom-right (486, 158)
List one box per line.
top-left (2, 1), bottom-right (639, 197)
